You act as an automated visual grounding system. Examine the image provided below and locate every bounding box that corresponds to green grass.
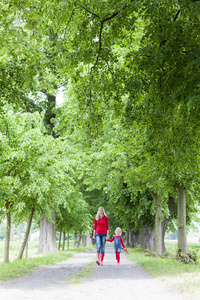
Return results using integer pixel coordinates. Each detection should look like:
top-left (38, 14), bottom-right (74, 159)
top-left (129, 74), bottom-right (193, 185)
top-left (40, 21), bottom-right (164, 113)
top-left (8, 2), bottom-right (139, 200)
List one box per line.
top-left (87, 260), bottom-right (96, 266)
top-left (0, 240), bottom-right (82, 262)
top-left (0, 241), bottom-right (39, 261)
top-left (66, 269), bottom-right (93, 284)
top-left (164, 240), bottom-right (200, 256)
top-left (126, 241), bottom-right (200, 298)
top-left (0, 245), bottom-right (94, 281)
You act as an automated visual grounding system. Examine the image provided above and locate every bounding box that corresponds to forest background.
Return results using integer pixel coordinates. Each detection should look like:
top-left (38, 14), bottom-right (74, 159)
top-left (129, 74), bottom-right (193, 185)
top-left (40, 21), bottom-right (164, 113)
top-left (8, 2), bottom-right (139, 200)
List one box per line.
top-left (1, 0), bottom-right (200, 264)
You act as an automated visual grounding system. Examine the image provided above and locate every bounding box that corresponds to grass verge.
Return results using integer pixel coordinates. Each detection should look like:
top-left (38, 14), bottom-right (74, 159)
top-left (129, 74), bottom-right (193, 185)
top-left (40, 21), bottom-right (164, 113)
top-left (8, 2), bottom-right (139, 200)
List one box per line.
top-left (87, 260), bottom-right (96, 267)
top-left (66, 269), bottom-right (93, 284)
top-left (0, 246), bottom-right (94, 281)
top-left (126, 241), bottom-right (200, 299)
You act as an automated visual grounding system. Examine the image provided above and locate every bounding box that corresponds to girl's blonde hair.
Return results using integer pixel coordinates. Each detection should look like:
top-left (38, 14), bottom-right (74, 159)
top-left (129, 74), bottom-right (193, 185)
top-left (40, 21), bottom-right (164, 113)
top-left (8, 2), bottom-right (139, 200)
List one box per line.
top-left (115, 227), bottom-right (122, 235)
top-left (96, 207), bottom-right (107, 221)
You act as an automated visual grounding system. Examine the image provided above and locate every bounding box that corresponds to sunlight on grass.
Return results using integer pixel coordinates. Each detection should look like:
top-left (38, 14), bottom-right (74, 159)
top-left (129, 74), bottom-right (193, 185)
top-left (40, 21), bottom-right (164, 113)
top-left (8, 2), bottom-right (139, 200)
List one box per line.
top-left (0, 241), bottom-right (39, 261)
top-left (0, 252), bottom-right (73, 281)
top-left (66, 269), bottom-right (93, 284)
top-left (87, 260), bottom-right (96, 266)
top-left (127, 241), bottom-right (200, 299)
top-left (0, 244), bottom-right (94, 281)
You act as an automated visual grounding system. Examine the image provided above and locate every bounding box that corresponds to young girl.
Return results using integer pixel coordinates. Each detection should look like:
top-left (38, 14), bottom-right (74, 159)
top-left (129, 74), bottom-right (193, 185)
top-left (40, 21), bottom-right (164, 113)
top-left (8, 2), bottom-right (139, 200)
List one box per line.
top-left (92, 207), bottom-right (109, 266)
top-left (107, 227), bottom-right (129, 265)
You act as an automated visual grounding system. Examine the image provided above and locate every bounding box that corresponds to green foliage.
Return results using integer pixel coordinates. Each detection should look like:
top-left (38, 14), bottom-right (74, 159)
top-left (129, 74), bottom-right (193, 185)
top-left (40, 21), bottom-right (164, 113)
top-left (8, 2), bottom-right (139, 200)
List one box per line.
top-left (0, 105), bottom-right (93, 242)
top-left (177, 247), bottom-right (200, 264)
top-left (189, 247), bottom-right (200, 264)
top-left (1, 0), bottom-right (200, 254)
top-left (0, 107), bottom-right (66, 220)
top-left (56, 197), bottom-right (93, 235)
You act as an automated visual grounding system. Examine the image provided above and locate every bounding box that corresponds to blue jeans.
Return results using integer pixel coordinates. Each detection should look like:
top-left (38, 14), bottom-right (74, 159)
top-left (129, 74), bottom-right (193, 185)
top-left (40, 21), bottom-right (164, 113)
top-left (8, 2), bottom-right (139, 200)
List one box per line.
top-left (95, 234), bottom-right (107, 254)
top-left (114, 236), bottom-right (121, 253)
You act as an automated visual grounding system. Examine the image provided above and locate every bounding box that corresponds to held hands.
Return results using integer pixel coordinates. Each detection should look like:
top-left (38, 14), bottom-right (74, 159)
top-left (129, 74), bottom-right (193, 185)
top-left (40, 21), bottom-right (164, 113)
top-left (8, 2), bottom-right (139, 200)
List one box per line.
top-left (123, 248), bottom-right (129, 254)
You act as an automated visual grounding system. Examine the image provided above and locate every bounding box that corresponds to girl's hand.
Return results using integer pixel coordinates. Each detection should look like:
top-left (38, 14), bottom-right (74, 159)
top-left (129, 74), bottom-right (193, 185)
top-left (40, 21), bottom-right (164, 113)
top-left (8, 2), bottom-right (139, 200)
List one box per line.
top-left (92, 236), bottom-right (95, 240)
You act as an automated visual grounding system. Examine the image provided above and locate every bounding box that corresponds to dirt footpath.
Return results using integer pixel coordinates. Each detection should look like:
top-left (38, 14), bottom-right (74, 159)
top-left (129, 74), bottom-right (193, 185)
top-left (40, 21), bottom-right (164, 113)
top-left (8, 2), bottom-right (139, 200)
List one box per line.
top-left (0, 244), bottom-right (191, 300)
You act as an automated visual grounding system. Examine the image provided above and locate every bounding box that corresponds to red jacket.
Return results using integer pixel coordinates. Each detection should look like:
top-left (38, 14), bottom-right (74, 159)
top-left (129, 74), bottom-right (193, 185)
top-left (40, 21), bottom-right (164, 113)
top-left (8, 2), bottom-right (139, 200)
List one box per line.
top-left (94, 216), bottom-right (109, 235)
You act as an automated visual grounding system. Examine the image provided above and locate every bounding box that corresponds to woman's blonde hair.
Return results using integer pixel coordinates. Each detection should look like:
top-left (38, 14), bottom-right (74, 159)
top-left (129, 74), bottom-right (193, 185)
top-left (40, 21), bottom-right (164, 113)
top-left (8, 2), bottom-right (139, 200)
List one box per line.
top-left (115, 227), bottom-right (122, 235)
top-left (96, 207), bottom-right (107, 221)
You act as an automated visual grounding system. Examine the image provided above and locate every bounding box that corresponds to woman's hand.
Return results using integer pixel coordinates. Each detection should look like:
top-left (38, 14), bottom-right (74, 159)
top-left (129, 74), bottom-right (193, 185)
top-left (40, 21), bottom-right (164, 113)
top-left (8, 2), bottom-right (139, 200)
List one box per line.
top-left (92, 236), bottom-right (95, 240)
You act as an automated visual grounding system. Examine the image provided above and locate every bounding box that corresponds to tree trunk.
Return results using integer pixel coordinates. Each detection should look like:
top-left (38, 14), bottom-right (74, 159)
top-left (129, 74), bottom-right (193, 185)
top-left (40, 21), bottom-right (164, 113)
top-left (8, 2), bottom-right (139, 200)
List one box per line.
top-left (39, 93), bottom-right (57, 252)
top-left (25, 230), bottom-right (31, 259)
top-left (130, 226), bottom-right (154, 250)
top-left (154, 195), bottom-right (162, 255)
top-left (38, 211), bottom-right (58, 254)
top-left (86, 233), bottom-right (93, 246)
top-left (44, 94), bottom-right (56, 137)
top-left (67, 233), bottom-right (69, 250)
top-left (18, 208), bottom-right (35, 259)
top-left (162, 197), bottom-right (175, 253)
top-left (126, 230), bottom-right (130, 247)
top-left (10, 223), bottom-right (15, 241)
top-left (77, 230), bottom-right (82, 247)
top-left (162, 221), bottom-right (168, 253)
top-left (74, 230), bottom-right (82, 248)
top-left (74, 233), bottom-right (77, 248)
top-left (58, 225), bottom-right (62, 250)
top-left (62, 232), bottom-right (65, 250)
top-left (4, 203), bottom-right (11, 263)
top-left (148, 189), bottom-right (162, 255)
top-left (82, 235), bottom-right (86, 247)
top-left (177, 185), bottom-right (188, 254)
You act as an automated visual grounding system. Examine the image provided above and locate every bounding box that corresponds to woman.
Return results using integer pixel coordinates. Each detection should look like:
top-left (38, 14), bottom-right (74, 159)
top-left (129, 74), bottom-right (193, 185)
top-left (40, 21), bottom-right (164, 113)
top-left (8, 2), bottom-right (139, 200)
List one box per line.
top-left (92, 207), bottom-right (109, 266)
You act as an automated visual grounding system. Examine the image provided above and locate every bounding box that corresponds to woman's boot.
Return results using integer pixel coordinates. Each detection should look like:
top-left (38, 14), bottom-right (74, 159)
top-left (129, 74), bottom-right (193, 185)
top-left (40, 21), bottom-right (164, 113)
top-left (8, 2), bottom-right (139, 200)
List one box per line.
top-left (100, 253), bottom-right (105, 266)
top-left (96, 252), bottom-right (100, 265)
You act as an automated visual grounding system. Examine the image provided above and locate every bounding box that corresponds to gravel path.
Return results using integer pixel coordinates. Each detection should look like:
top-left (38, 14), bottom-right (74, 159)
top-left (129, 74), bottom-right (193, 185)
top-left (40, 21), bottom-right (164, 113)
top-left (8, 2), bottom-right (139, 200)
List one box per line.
top-left (0, 244), bottom-right (191, 300)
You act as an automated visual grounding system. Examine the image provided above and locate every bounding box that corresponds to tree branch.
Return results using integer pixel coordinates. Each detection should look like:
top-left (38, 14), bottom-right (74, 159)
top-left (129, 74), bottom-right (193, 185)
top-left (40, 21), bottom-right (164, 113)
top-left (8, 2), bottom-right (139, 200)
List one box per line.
top-left (57, 81), bottom-right (68, 89)
top-left (101, 11), bottom-right (120, 23)
top-left (20, 5), bottom-right (35, 32)
top-left (63, 7), bottom-right (76, 37)
top-left (25, 100), bottom-right (43, 113)
top-left (147, 188), bottom-right (157, 201)
top-left (80, 5), bottom-right (100, 19)
top-left (94, 21), bottom-right (104, 66)
top-left (173, 9), bottom-right (181, 22)
top-left (83, 0), bottom-right (135, 69)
